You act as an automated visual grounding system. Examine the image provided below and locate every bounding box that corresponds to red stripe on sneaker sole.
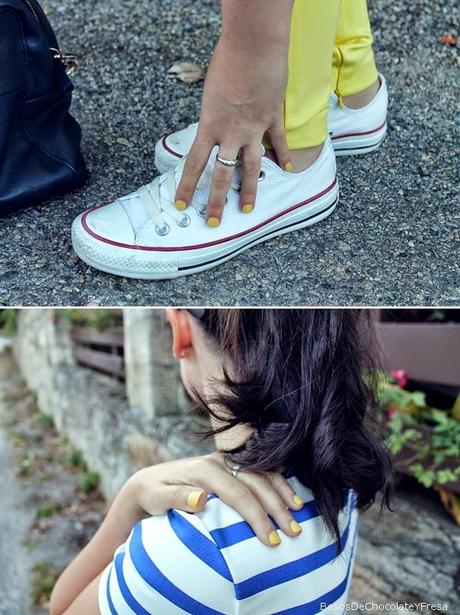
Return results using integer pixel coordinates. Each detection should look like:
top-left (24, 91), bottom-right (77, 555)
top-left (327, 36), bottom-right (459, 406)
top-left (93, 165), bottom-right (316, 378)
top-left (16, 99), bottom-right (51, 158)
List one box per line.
top-left (331, 121), bottom-right (387, 141)
top-left (162, 135), bottom-right (183, 158)
top-left (80, 178), bottom-right (338, 253)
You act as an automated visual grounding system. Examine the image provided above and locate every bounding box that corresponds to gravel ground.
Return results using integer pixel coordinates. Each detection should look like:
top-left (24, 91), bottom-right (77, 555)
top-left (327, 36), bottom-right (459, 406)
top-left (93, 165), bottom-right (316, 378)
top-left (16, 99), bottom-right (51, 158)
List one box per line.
top-left (0, 0), bottom-right (458, 306)
top-left (0, 429), bottom-right (31, 615)
top-left (0, 349), bottom-right (106, 614)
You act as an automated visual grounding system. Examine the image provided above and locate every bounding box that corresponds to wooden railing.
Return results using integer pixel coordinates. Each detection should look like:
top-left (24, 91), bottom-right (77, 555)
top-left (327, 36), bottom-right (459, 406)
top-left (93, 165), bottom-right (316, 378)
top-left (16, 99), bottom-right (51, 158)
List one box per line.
top-left (71, 326), bottom-right (125, 379)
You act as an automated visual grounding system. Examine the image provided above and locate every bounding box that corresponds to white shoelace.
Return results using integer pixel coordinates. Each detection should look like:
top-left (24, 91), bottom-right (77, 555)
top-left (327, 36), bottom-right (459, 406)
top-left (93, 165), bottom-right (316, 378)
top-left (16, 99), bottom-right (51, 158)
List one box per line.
top-left (122, 155), bottom-right (244, 236)
top-left (136, 167), bottom-right (189, 235)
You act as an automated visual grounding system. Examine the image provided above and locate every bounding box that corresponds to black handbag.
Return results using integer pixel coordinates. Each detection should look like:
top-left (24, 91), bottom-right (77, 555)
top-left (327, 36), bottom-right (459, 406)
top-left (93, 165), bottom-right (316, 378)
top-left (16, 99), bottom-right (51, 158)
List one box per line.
top-left (0, 0), bottom-right (87, 215)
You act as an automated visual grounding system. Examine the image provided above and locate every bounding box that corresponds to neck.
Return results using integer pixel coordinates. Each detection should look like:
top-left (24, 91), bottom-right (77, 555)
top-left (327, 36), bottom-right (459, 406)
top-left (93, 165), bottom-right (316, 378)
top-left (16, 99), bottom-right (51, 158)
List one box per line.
top-left (213, 421), bottom-right (252, 452)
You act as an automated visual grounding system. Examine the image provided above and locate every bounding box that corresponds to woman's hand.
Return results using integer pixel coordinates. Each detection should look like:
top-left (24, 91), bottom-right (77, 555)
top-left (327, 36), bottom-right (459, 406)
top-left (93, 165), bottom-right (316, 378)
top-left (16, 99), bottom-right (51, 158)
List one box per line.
top-left (175, 0), bottom-right (295, 226)
top-left (50, 454), bottom-right (304, 613)
top-left (128, 454), bottom-right (304, 547)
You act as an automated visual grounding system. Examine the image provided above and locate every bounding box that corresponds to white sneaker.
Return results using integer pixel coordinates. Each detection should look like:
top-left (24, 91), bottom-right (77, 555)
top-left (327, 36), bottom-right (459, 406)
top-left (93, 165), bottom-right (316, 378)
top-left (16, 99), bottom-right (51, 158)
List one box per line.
top-left (72, 140), bottom-right (338, 280)
top-left (328, 73), bottom-right (388, 157)
top-left (154, 74), bottom-right (388, 174)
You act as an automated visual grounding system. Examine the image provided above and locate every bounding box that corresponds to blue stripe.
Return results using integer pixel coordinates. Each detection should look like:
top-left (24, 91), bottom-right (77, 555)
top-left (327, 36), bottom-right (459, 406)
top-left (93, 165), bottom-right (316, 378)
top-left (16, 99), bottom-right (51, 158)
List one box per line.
top-left (114, 551), bottom-right (152, 615)
top-left (234, 509), bottom-right (353, 599)
top-left (129, 522), bottom-right (226, 615)
top-left (273, 562), bottom-right (352, 615)
top-left (105, 567), bottom-right (117, 615)
top-left (273, 531), bottom-right (357, 615)
top-left (210, 499), bottom-right (320, 549)
top-left (168, 510), bottom-right (233, 582)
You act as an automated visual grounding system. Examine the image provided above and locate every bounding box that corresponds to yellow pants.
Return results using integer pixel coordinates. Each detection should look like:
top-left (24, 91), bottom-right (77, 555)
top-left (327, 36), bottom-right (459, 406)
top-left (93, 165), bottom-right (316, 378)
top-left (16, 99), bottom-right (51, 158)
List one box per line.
top-left (285, 0), bottom-right (378, 149)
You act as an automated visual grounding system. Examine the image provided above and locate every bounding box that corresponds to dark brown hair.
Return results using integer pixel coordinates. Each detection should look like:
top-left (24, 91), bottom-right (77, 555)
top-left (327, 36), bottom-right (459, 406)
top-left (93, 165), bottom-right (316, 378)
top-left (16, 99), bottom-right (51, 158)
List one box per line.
top-left (195, 309), bottom-right (392, 545)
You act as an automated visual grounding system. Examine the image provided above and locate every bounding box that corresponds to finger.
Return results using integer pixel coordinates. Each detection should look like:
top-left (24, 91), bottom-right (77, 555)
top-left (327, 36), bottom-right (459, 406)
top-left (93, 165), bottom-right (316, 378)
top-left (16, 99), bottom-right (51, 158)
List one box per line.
top-left (269, 473), bottom-right (304, 511)
top-left (239, 145), bottom-right (261, 213)
top-left (205, 147), bottom-right (240, 227)
top-left (267, 121), bottom-right (292, 172)
top-left (210, 455), bottom-right (302, 519)
top-left (239, 473), bottom-right (302, 538)
top-left (175, 140), bottom-right (212, 210)
top-left (190, 459), bottom-right (280, 547)
top-left (155, 485), bottom-right (208, 515)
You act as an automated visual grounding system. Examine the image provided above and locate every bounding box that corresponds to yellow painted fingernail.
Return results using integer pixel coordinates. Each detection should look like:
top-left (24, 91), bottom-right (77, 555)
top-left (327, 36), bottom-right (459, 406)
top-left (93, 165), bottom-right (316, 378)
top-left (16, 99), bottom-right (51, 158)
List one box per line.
top-left (284, 162), bottom-right (293, 172)
top-left (293, 495), bottom-right (304, 507)
top-left (290, 520), bottom-right (302, 535)
top-left (207, 217), bottom-right (220, 228)
top-left (268, 531), bottom-right (281, 546)
top-left (175, 199), bottom-right (187, 211)
top-left (187, 491), bottom-right (203, 510)
top-left (242, 204), bottom-right (254, 214)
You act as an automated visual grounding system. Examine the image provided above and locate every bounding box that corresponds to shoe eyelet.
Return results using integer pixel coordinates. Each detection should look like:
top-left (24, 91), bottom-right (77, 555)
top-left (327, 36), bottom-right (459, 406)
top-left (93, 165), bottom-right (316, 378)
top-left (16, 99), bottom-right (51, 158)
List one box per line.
top-left (198, 205), bottom-right (207, 217)
top-left (177, 214), bottom-right (191, 228)
top-left (155, 222), bottom-right (170, 236)
top-left (258, 170), bottom-right (266, 182)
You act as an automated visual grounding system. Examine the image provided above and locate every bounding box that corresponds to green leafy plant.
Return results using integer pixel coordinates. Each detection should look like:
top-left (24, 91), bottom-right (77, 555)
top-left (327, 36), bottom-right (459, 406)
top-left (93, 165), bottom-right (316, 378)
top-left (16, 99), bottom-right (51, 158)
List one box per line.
top-left (22, 538), bottom-right (39, 551)
top-left (374, 371), bottom-right (426, 415)
top-left (7, 430), bottom-right (28, 446)
top-left (64, 450), bottom-right (84, 468)
top-left (38, 413), bottom-right (54, 429)
top-left (18, 452), bottom-right (34, 476)
top-left (36, 503), bottom-right (62, 519)
top-left (31, 560), bottom-right (61, 606)
top-left (0, 309), bottom-right (18, 335)
top-left (59, 309), bottom-right (122, 331)
top-left (385, 413), bottom-right (421, 456)
top-left (409, 464), bottom-right (436, 488)
top-left (79, 471), bottom-right (100, 492)
top-left (374, 371), bottom-right (460, 490)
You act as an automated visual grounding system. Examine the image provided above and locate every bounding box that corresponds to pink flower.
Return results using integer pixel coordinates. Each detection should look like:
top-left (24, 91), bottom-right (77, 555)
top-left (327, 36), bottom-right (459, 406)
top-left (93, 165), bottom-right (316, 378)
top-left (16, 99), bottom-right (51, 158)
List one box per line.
top-left (387, 405), bottom-right (397, 419)
top-left (391, 369), bottom-right (408, 389)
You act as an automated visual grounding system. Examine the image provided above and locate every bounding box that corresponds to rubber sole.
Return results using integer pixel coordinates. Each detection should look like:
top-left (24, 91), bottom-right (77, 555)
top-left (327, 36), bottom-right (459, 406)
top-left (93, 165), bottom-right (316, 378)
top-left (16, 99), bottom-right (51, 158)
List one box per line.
top-left (72, 187), bottom-right (339, 280)
top-left (332, 123), bottom-right (388, 157)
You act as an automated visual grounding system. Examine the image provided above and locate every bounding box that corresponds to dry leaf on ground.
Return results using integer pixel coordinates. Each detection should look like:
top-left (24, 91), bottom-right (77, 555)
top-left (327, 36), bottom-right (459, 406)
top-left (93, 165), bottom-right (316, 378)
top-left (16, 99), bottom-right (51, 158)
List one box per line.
top-left (168, 61), bottom-right (204, 84)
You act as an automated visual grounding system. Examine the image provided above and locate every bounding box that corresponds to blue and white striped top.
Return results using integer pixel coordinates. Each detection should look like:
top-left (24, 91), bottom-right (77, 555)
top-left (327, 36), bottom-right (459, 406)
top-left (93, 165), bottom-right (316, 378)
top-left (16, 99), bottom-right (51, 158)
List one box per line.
top-left (99, 477), bottom-right (358, 615)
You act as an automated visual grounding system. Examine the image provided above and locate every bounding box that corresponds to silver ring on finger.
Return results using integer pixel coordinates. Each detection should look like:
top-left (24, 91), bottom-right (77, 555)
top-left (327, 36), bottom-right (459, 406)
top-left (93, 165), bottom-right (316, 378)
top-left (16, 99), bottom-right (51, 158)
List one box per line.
top-left (216, 154), bottom-right (238, 168)
top-left (231, 464), bottom-right (241, 479)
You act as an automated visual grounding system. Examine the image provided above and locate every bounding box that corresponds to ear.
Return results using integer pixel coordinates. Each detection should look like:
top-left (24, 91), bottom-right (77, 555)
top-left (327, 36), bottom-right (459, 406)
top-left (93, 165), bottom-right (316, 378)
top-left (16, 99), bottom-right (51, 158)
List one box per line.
top-left (166, 309), bottom-right (193, 359)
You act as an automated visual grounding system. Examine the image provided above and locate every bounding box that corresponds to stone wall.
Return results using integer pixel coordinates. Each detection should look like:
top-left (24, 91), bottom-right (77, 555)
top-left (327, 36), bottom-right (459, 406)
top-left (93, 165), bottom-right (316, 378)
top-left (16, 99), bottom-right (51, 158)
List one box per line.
top-left (13, 309), bottom-right (209, 499)
top-left (354, 485), bottom-right (459, 612)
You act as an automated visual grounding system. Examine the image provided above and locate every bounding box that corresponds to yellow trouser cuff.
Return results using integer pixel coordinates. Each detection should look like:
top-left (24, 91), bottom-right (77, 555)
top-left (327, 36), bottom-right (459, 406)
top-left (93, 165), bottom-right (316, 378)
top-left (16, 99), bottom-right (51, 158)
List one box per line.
top-left (284, 0), bottom-right (378, 150)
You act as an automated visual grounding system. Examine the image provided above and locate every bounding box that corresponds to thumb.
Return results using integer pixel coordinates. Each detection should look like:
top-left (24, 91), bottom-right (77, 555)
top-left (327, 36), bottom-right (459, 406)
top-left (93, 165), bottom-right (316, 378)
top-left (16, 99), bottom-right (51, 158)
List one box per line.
top-left (166, 485), bottom-right (208, 514)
